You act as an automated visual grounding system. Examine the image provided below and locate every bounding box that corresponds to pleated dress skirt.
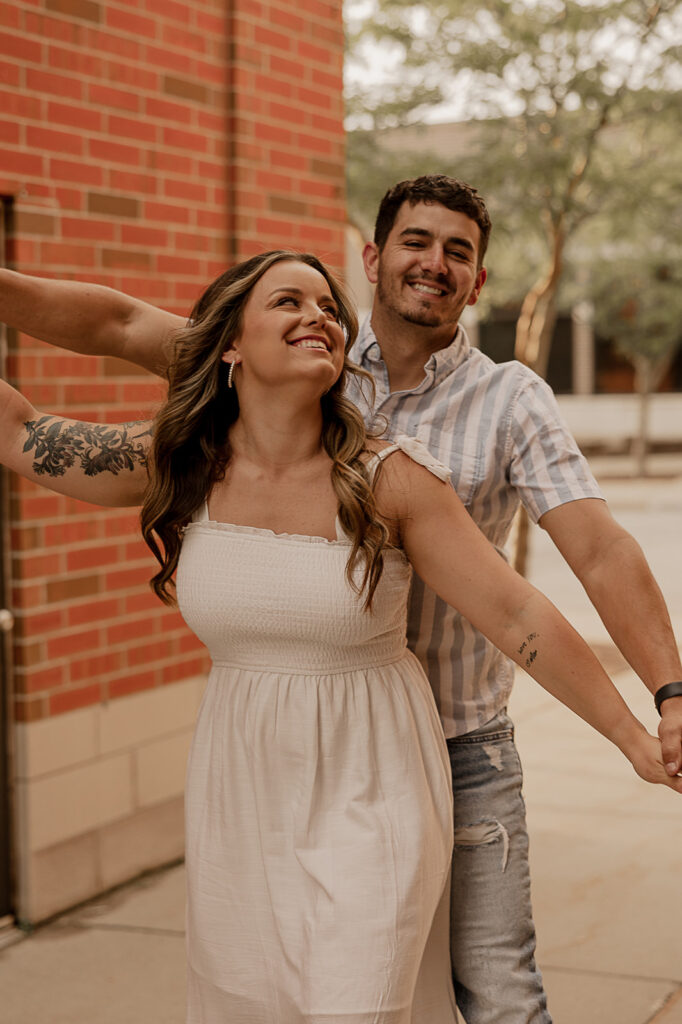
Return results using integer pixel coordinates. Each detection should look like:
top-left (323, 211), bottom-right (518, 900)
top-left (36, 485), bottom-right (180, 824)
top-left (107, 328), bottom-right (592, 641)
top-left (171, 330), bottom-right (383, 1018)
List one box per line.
top-left (176, 516), bottom-right (457, 1024)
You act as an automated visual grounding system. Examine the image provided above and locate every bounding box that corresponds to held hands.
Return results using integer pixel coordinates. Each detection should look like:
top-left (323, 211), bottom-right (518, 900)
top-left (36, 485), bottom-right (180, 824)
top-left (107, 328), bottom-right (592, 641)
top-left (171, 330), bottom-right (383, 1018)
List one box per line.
top-left (658, 694), bottom-right (682, 778)
top-left (628, 729), bottom-right (682, 793)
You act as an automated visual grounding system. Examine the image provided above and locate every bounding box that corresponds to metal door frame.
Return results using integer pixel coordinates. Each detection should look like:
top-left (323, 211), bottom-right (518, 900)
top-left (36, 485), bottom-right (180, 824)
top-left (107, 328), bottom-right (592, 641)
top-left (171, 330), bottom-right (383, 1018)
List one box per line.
top-left (0, 196), bottom-right (15, 921)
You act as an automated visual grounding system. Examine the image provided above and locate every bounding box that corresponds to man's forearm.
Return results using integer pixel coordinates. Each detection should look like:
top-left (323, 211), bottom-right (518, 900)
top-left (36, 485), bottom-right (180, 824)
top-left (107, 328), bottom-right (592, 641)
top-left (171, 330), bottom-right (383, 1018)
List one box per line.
top-left (579, 533), bottom-right (682, 692)
top-left (0, 268), bottom-right (180, 377)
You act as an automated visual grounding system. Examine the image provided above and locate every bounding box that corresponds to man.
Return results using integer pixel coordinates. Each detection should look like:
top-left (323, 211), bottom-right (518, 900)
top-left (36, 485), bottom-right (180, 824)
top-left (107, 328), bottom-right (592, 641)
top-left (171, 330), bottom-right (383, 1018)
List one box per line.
top-left (2, 174), bottom-right (681, 1023)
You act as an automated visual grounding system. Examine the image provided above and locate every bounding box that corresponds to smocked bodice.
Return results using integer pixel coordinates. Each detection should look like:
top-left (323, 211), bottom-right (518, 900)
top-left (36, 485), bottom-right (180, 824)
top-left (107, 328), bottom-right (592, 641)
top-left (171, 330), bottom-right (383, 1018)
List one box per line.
top-left (176, 522), bottom-right (413, 674)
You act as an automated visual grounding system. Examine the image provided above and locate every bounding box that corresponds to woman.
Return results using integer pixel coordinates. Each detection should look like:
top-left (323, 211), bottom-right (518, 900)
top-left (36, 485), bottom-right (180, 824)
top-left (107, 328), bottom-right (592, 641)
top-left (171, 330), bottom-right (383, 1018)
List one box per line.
top-left (1, 251), bottom-right (678, 1024)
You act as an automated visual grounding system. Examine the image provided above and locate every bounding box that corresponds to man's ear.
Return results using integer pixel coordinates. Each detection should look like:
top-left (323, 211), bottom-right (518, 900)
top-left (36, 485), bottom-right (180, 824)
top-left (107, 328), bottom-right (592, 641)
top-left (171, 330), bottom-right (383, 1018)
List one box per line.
top-left (466, 267), bottom-right (487, 307)
top-left (362, 242), bottom-right (380, 285)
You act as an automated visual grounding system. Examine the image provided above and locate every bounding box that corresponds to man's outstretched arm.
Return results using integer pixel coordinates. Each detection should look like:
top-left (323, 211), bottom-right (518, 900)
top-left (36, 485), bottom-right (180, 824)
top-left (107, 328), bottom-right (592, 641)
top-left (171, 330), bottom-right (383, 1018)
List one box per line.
top-left (0, 268), bottom-right (184, 377)
top-left (541, 498), bottom-right (682, 776)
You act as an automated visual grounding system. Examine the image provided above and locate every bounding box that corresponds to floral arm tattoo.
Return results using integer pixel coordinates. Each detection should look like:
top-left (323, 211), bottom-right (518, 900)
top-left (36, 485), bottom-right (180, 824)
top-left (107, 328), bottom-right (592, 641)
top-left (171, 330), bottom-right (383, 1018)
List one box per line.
top-left (22, 416), bottom-right (152, 478)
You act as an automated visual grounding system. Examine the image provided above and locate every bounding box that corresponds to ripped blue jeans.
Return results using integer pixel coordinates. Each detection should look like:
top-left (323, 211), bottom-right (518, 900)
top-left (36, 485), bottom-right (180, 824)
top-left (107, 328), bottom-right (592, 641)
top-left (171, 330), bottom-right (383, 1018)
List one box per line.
top-left (446, 709), bottom-right (552, 1024)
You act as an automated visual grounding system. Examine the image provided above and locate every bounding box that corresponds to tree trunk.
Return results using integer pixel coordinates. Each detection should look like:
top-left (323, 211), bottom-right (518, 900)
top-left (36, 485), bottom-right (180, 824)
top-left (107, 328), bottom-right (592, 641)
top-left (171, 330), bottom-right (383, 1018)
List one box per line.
top-left (631, 351), bottom-right (675, 477)
top-left (512, 225), bottom-right (564, 576)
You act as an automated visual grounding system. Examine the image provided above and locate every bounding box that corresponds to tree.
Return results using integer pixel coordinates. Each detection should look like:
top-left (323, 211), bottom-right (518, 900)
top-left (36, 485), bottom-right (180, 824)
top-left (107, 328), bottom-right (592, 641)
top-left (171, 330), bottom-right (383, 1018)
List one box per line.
top-left (345, 0), bottom-right (681, 566)
top-left (346, 0), bottom-right (681, 372)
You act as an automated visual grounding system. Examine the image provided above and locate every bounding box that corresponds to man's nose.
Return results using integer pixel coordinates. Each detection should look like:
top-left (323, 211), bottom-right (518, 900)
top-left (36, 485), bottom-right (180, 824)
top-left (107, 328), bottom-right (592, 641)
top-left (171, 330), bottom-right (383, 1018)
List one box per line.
top-left (421, 245), bottom-right (447, 275)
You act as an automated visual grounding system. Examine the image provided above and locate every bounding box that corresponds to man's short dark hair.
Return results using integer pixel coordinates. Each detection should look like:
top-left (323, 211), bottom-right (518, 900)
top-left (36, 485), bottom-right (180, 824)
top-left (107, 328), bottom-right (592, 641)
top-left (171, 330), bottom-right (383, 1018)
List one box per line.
top-left (374, 175), bottom-right (492, 266)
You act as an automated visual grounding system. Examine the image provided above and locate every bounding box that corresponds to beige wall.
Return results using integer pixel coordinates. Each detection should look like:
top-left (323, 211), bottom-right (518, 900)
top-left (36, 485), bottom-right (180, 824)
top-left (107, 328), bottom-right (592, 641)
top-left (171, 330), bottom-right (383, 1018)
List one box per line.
top-left (12, 676), bottom-right (205, 924)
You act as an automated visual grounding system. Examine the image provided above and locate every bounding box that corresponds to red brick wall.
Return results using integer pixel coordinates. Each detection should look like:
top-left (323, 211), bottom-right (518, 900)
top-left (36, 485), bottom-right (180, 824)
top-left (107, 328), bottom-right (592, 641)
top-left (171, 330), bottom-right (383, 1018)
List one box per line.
top-left (1, 0), bottom-right (346, 723)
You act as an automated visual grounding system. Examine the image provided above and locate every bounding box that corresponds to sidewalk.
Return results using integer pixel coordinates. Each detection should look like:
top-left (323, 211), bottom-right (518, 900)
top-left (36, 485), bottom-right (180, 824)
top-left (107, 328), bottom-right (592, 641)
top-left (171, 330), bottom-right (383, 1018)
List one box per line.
top-left (1, 456), bottom-right (681, 1024)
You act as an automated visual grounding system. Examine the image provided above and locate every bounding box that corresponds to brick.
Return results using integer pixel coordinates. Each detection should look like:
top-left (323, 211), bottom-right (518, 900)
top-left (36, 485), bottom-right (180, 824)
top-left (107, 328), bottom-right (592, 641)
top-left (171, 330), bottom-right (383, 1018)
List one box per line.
top-left (20, 664), bottom-right (66, 695)
top-left (14, 641), bottom-right (45, 668)
top-left (144, 96), bottom-right (192, 124)
top-left (101, 248), bottom-right (152, 270)
top-left (88, 82), bottom-right (140, 112)
top-left (162, 74), bottom-right (208, 104)
top-left (144, 201), bottom-right (192, 225)
top-left (163, 179), bottom-right (208, 203)
top-left (47, 574), bottom-right (100, 603)
top-left (108, 61), bottom-right (158, 91)
top-left (49, 43), bottom-right (101, 77)
top-left (68, 598), bottom-right (120, 627)
top-left (108, 670), bottom-right (157, 700)
top-left (0, 31), bottom-right (42, 64)
top-left (156, 254), bottom-right (203, 275)
top-left (0, 88), bottom-right (41, 120)
top-left (48, 628), bottom-right (102, 661)
top-left (106, 7), bottom-right (157, 38)
top-left (40, 241), bottom-right (97, 267)
top-left (21, 610), bottom-right (65, 641)
top-left (145, 0), bottom-right (191, 23)
top-left (69, 651), bottom-right (122, 682)
top-left (50, 158), bottom-right (104, 187)
top-left (61, 216), bottom-right (117, 241)
top-left (108, 114), bottom-right (158, 144)
top-left (13, 211), bottom-right (58, 236)
top-left (66, 544), bottom-right (120, 572)
top-left (163, 126), bottom-right (209, 152)
top-left (88, 192), bottom-right (140, 218)
top-left (161, 25), bottom-right (206, 54)
top-left (120, 224), bottom-right (168, 248)
top-left (269, 194), bottom-right (308, 216)
top-left (89, 137), bottom-right (142, 166)
top-left (47, 101), bottom-right (103, 133)
top-left (12, 552), bottom-right (61, 579)
top-left (46, 0), bottom-right (102, 23)
top-left (50, 683), bottom-right (102, 716)
top-left (14, 697), bottom-right (48, 723)
top-left (0, 59), bottom-right (20, 87)
top-left (107, 169), bottom-right (157, 195)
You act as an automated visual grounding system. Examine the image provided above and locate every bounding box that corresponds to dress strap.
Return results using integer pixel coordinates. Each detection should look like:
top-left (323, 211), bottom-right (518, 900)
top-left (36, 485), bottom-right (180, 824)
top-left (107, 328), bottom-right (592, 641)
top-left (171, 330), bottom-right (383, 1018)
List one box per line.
top-left (376, 435), bottom-right (452, 483)
top-left (192, 500), bottom-right (210, 523)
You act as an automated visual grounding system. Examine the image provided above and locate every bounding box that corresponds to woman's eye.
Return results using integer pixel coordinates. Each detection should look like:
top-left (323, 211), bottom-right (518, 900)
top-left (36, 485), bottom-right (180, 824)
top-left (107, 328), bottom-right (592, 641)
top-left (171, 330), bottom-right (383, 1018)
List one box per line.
top-left (277, 296), bottom-right (298, 307)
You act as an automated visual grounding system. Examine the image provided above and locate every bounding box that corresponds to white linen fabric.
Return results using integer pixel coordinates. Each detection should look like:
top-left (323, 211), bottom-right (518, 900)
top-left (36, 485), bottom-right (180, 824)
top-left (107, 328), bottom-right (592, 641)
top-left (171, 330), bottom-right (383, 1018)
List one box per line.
top-left (176, 438), bottom-right (458, 1024)
top-left (346, 319), bottom-right (605, 737)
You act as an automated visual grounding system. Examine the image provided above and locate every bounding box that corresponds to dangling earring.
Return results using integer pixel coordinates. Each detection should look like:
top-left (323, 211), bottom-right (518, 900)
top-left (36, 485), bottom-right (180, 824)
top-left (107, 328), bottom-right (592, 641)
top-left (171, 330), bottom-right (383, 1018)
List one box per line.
top-left (227, 361), bottom-right (236, 389)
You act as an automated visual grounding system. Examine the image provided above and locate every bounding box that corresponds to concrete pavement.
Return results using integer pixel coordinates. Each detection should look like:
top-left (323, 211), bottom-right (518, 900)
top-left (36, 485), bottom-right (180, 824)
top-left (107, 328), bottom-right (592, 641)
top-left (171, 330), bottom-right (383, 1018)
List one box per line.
top-left (1, 454), bottom-right (681, 1023)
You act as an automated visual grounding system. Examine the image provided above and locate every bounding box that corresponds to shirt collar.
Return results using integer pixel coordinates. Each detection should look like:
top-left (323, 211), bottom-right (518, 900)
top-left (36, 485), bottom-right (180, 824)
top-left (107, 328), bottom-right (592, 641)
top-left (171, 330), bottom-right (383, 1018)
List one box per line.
top-left (354, 315), bottom-right (472, 392)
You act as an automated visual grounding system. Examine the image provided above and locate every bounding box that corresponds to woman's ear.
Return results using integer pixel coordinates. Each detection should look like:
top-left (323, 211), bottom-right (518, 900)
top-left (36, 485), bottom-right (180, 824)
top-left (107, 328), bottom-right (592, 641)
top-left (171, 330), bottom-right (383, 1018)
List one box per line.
top-left (221, 348), bottom-right (241, 366)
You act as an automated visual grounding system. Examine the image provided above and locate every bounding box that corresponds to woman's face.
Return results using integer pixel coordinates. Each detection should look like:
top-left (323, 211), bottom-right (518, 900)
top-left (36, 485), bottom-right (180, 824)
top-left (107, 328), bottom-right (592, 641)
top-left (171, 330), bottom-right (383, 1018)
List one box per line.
top-left (223, 261), bottom-right (346, 395)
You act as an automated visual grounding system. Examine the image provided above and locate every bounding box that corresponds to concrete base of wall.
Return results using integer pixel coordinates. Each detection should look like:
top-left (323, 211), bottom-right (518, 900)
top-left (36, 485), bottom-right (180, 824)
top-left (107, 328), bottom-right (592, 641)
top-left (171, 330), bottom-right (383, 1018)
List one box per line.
top-left (18, 796), bottom-right (184, 925)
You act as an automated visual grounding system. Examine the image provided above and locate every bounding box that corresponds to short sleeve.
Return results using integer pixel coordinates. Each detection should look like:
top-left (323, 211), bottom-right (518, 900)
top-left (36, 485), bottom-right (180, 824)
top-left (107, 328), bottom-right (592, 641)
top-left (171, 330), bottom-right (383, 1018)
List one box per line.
top-left (507, 376), bottom-right (604, 523)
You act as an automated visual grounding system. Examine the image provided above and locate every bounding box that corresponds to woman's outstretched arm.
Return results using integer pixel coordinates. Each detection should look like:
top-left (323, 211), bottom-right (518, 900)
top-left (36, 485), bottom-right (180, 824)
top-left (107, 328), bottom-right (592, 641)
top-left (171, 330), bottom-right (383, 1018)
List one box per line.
top-left (0, 267), bottom-right (181, 377)
top-left (377, 452), bottom-right (682, 794)
top-left (0, 378), bottom-right (151, 507)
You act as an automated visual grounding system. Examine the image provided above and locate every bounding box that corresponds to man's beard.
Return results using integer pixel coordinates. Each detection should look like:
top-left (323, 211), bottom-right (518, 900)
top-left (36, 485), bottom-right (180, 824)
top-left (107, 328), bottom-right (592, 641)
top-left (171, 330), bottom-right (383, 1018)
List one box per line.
top-left (377, 274), bottom-right (451, 328)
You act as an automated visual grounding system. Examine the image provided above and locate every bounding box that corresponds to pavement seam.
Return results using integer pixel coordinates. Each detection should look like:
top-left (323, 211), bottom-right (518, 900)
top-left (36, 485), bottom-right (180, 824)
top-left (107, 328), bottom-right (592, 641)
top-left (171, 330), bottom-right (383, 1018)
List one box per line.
top-left (644, 984), bottom-right (682, 1023)
top-left (56, 922), bottom-right (184, 938)
top-left (541, 963), bottom-right (682, 986)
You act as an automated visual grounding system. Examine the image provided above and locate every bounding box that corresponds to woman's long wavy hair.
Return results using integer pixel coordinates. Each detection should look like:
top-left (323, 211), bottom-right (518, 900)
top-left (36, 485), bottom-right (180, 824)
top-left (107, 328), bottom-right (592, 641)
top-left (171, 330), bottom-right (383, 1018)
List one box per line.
top-left (141, 250), bottom-right (390, 609)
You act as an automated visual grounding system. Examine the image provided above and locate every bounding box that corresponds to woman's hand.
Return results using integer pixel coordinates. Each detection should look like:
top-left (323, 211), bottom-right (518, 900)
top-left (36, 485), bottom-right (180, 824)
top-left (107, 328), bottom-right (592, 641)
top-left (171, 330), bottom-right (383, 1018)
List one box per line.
top-left (623, 729), bottom-right (682, 792)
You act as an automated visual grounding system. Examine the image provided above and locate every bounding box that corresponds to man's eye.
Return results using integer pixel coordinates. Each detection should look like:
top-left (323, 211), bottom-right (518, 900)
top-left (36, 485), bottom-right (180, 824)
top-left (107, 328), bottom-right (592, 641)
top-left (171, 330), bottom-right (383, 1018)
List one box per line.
top-left (447, 250), bottom-right (469, 261)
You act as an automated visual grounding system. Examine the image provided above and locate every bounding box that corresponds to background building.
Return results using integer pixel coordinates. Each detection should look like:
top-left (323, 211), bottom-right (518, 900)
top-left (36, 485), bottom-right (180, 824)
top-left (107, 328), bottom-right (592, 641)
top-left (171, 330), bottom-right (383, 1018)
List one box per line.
top-left (0, 0), bottom-right (346, 925)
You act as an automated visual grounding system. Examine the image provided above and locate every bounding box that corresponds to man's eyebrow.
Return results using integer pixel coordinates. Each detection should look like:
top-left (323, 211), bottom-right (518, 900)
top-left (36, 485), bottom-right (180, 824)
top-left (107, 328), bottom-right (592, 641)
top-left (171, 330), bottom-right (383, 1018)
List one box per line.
top-left (399, 227), bottom-right (475, 252)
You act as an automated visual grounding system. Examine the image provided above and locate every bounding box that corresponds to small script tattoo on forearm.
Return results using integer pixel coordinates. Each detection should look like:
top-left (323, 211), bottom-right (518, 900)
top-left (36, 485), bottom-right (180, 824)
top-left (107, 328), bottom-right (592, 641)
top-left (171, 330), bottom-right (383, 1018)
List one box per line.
top-left (518, 632), bottom-right (538, 669)
top-left (23, 416), bottom-right (152, 478)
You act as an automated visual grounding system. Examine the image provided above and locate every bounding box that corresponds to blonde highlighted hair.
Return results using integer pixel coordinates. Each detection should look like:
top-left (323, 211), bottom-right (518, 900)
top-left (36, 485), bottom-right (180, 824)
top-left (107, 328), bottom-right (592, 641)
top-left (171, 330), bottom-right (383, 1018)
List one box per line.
top-left (141, 250), bottom-right (389, 608)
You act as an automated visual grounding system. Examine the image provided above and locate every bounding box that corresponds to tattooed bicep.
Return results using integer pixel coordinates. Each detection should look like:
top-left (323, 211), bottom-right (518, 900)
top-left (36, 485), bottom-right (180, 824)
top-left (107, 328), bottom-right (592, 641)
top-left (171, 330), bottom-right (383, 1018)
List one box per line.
top-left (22, 416), bottom-right (153, 479)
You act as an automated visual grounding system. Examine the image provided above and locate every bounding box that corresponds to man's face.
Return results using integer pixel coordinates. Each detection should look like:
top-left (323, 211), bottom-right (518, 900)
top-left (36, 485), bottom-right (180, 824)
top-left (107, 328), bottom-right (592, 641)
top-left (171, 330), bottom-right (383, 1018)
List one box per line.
top-left (363, 201), bottom-right (487, 331)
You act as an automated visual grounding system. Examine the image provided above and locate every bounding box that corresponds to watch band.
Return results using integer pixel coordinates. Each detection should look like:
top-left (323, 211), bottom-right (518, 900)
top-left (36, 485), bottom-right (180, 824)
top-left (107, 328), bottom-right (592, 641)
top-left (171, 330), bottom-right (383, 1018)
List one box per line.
top-left (654, 681), bottom-right (682, 715)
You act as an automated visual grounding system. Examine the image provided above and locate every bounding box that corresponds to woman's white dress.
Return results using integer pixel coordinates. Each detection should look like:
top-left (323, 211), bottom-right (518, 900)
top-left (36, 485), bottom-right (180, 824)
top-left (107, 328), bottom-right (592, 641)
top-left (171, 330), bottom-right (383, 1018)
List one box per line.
top-left (176, 439), bottom-right (458, 1023)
